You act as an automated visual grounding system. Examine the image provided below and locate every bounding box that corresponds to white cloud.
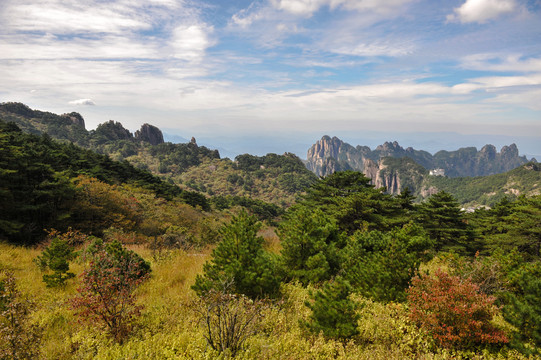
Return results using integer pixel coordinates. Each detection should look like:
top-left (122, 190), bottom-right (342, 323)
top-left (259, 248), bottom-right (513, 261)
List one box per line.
top-left (270, 0), bottom-right (416, 16)
top-left (69, 99), bottom-right (96, 106)
top-left (460, 54), bottom-right (541, 73)
top-left (271, 0), bottom-right (326, 16)
top-left (447, 0), bottom-right (518, 23)
top-left (232, 1), bottom-right (269, 27)
top-left (2, 1), bottom-right (149, 34)
top-left (171, 24), bottom-right (215, 62)
top-left (0, 34), bottom-right (159, 60)
top-left (331, 41), bottom-right (414, 57)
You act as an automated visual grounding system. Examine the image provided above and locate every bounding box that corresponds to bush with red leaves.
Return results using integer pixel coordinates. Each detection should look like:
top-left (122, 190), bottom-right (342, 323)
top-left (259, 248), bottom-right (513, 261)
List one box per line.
top-left (71, 239), bottom-right (150, 343)
top-left (407, 269), bottom-right (508, 350)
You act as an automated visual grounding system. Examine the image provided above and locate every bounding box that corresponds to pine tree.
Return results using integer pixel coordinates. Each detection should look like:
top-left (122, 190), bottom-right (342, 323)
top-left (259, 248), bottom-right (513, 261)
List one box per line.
top-left (342, 224), bottom-right (433, 302)
top-left (503, 262), bottom-right (541, 354)
top-left (34, 236), bottom-right (77, 287)
top-left (299, 171), bottom-right (403, 234)
top-left (279, 206), bottom-right (343, 285)
top-left (417, 191), bottom-right (473, 254)
top-left (192, 211), bottom-right (280, 299)
top-left (303, 276), bottom-right (359, 340)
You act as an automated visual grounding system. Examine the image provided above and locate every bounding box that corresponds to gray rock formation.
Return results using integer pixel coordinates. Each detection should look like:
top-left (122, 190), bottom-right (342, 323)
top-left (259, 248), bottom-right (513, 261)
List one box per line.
top-left (62, 112), bottom-right (85, 129)
top-left (305, 135), bottom-right (533, 195)
top-left (135, 123), bottom-right (164, 145)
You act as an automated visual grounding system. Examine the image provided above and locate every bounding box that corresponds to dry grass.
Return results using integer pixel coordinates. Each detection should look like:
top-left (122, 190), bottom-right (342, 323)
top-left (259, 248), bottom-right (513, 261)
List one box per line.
top-left (0, 242), bottom-right (532, 359)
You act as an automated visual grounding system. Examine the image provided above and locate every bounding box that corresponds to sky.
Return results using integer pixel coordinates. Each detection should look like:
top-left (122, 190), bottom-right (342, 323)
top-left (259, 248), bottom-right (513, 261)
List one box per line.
top-left (1, 0), bottom-right (540, 159)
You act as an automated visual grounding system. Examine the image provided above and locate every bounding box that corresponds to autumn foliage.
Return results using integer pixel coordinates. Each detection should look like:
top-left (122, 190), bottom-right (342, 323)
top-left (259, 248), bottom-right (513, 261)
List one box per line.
top-left (407, 269), bottom-right (508, 350)
top-left (71, 239), bottom-right (150, 343)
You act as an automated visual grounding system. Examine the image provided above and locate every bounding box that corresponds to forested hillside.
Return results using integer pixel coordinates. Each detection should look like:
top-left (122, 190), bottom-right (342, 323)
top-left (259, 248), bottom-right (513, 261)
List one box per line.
top-left (0, 102), bottom-right (314, 207)
top-left (179, 153), bottom-right (317, 207)
top-left (0, 120), bottom-right (212, 245)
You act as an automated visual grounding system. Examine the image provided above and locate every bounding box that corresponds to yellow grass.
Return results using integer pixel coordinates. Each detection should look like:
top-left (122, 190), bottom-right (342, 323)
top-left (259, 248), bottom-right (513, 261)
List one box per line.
top-left (0, 242), bottom-right (532, 360)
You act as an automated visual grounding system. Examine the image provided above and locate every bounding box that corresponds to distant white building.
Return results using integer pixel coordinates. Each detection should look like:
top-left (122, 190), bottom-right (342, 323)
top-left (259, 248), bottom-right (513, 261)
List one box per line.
top-left (429, 168), bottom-right (445, 176)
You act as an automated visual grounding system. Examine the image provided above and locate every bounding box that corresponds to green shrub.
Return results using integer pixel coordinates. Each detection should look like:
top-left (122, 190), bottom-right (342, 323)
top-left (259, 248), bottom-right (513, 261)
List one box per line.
top-left (303, 276), bottom-right (359, 340)
top-left (34, 237), bottom-right (77, 287)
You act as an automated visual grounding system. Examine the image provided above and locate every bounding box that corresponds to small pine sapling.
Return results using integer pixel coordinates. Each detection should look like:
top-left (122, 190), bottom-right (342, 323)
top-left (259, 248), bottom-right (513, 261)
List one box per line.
top-left (34, 236), bottom-right (77, 287)
top-left (192, 210), bottom-right (280, 299)
top-left (303, 276), bottom-right (359, 340)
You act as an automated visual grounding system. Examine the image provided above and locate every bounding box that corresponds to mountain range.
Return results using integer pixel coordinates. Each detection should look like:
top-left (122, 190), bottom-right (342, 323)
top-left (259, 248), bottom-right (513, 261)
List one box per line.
top-left (1, 102), bottom-right (540, 207)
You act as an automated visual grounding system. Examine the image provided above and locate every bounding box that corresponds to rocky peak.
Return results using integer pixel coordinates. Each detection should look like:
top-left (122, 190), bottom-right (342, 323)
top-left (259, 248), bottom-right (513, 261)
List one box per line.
top-left (94, 120), bottom-right (132, 141)
top-left (134, 123), bottom-right (164, 145)
top-left (376, 141), bottom-right (402, 152)
top-left (307, 135), bottom-right (344, 161)
top-left (62, 112), bottom-right (85, 129)
top-left (480, 144), bottom-right (497, 160)
top-left (501, 143), bottom-right (519, 159)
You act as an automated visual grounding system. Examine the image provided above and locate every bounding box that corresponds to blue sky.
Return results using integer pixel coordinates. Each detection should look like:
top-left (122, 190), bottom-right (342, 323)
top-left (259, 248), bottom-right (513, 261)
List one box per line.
top-left (1, 0), bottom-right (540, 158)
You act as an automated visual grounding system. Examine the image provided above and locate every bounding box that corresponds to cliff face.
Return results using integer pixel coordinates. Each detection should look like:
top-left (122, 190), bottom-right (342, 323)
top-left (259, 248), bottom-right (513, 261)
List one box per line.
top-left (135, 123), bottom-right (164, 145)
top-left (305, 135), bottom-right (533, 195)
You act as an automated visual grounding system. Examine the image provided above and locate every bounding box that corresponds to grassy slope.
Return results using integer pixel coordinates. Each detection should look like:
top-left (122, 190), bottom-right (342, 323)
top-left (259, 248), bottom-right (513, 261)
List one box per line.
top-left (0, 241), bottom-right (529, 360)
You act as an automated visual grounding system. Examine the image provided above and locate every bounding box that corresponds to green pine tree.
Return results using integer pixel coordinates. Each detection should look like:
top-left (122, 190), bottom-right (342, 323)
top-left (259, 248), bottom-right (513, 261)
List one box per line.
top-left (34, 237), bottom-right (77, 287)
top-left (192, 210), bottom-right (280, 299)
top-left (303, 276), bottom-right (359, 340)
top-left (299, 171), bottom-right (404, 234)
top-left (503, 262), bottom-right (541, 354)
top-left (279, 206), bottom-right (343, 285)
top-left (341, 224), bottom-right (433, 302)
top-left (417, 190), bottom-right (473, 254)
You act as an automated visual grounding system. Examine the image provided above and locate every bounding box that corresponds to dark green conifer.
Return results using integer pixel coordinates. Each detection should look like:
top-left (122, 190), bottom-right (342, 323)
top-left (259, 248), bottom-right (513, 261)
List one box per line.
top-left (35, 237), bottom-right (77, 287)
top-left (503, 262), bottom-right (541, 354)
top-left (303, 276), bottom-right (359, 340)
top-left (417, 190), bottom-right (473, 254)
top-left (192, 211), bottom-right (280, 299)
top-left (279, 206), bottom-right (343, 285)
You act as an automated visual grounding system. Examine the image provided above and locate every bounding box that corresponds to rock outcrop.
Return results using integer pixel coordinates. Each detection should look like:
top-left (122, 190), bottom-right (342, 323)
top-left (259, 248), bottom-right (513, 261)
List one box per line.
top-left (305, 135), bottom-right (534, 195)
top-left (135, 123), bottom-right (164, 145)
top-left (62, 112), bottom-right (85, 129)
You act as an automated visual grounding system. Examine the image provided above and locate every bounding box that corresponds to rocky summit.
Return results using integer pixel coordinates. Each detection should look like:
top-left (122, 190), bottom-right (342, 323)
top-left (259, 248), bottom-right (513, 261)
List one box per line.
top-left (306, 135), bottom-right (533, 179)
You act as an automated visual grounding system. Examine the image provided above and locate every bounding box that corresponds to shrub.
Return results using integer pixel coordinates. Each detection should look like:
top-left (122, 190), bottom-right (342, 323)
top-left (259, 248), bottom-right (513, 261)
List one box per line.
top-left (0, 271), bottom-right (42, 360)
top-left (407, 269), bottom-right (508, 350)
top-left (71, 239), bottom-right (151, 343)
top-left (192, 288), bottom-right (269, 357)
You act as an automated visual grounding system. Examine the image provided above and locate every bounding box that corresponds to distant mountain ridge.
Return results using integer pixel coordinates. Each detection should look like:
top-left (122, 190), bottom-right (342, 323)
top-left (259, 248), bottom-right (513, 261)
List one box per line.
top-left (306, 135), bottom-right (534, 178)
top-left (0, 102), bottom-right (316, 207)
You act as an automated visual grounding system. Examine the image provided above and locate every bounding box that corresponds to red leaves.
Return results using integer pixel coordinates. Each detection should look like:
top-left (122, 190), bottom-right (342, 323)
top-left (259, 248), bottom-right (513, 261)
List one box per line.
top-left (71, 249), bottom-right (148, 343)
top-left (407, 269), bottom-right (508, 350)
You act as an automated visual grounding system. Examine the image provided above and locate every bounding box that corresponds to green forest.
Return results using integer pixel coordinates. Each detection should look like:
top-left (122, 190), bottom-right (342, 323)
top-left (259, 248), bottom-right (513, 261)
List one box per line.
top-left (1, 111), bottom-right (541, 359)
